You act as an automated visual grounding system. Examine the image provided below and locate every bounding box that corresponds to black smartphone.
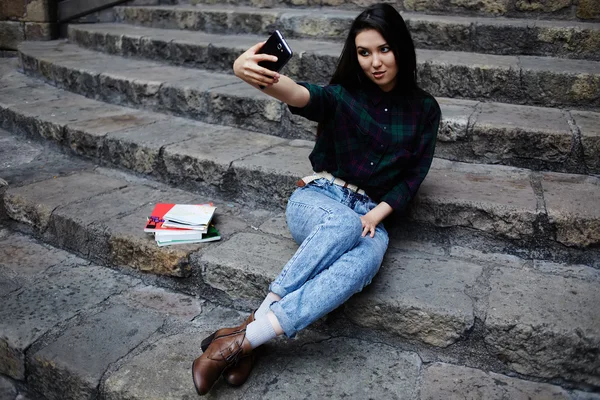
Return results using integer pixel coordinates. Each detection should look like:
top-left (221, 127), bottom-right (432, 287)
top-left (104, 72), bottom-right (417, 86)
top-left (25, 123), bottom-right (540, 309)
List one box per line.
top-left (256, 30), bottom-right (293, 89)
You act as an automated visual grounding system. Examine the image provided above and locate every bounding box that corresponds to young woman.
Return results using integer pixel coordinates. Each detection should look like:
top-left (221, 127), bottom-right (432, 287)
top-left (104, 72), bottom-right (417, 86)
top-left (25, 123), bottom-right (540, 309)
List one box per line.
top-left (192, 3), bottom-right (441, 395)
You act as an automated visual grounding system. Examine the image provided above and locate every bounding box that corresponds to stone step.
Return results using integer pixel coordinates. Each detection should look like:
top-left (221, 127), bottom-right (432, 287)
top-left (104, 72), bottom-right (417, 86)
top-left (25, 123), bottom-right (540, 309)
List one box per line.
top-left (111, 5), bottom-right (600, 60)
top-left (2, 63), bottom-right (600, 256)
top-left (2, 235), bottom-right (597, 399)
top-left (14, 41), bottom-right (600, 176)
top-left (58, 28), bottom-right (600, 110)
top-left (1, 132), bottom-right (599, 390)
top-left (171, 0), bottom-right (600, 21)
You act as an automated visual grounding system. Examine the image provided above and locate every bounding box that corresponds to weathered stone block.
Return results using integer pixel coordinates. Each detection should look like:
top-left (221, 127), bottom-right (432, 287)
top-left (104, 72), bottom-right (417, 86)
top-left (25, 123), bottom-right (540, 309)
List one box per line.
top-left (163, 125), bottom-right (286, 190)
top-left (418, 50), bottom-right (521, 103)
top-left (571, 110), bottom-right (600, 173)
top-left (514, 0), bottom-right (571, 12)
top-left (280, 12), bottom-right (352, 40)
top-left (28, 305), bottom-right (164, 400)
top-left (1, 0), bottom-right (27, 19)
top-left (231, 140), bottom-right (312, 208)
top-left (535, 23), bottom-right (600, 61)
top-left (102, 118), bottom-right (212, 174)
top-left (64, 111), bottom-right (165, 159)
top-left (347, 250), bottom-right (481, 347)
top-left (0, 262), bottom-right (137, 379)
top-left (520, 56), bottom-right (600, 108)
top-left (578, 0), bottom-right (600, 19)
top-left (471, 102), bottom-right (573, 168)
top-left (201, 232), bottom-right (297, 301)
top-left (25, 0), bottom-right (52, 22)
top-left (485, 267), bottom-right (600, 385)
top-left (410, 159), bottom-right (539, 240)
top-left (542, 172), bottom-right (600, 248)
top-left (408, 16), bottom-right (471, 52)
top-left (473, 19), bottom-right (534, 56)
top-left (0, 22), bottom-right (25, 51)
top-left (24, 21), bottom-right (53, 40)
top-left (47, 185), bottom-right (167, 263)
top-left (205, 82), bottom-right (286, 135)
top-left (421, 363), bottom-right (571, 399)
top-left (4, 172), bottom-right (127, 232)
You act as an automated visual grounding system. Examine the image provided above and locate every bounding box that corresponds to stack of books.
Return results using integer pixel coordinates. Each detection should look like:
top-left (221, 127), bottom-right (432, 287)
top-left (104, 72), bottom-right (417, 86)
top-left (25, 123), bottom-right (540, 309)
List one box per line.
top-left (144, 203), bottom-right (221, 246)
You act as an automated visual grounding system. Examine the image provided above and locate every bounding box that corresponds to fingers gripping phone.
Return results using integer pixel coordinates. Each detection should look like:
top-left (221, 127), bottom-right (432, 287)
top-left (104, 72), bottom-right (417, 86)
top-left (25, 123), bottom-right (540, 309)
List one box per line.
top-left (256, 30), bottom-right (293, 89)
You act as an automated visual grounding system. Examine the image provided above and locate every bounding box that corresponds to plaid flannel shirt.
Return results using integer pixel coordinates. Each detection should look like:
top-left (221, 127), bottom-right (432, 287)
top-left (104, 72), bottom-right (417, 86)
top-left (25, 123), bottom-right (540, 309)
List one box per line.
top-left (289, 82), bottom-right (441, 212)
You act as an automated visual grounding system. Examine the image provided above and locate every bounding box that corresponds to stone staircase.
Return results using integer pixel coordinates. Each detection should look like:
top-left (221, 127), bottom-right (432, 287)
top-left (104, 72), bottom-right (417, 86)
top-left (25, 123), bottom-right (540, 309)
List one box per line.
top-left (0, 0), bottom-right (599, 398)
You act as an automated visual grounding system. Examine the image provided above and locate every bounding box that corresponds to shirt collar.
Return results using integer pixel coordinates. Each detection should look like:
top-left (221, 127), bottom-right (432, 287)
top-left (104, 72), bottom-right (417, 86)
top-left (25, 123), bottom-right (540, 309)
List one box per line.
top-left (363, 81), bottom-right (395, 106)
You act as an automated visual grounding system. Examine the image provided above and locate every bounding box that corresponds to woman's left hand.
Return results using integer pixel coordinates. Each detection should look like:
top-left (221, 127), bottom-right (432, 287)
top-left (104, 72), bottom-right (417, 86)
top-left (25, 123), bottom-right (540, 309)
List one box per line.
top-left (360, 213), bottom-right (380, 238)
top-left (359, 202), bottom-right (393, 238)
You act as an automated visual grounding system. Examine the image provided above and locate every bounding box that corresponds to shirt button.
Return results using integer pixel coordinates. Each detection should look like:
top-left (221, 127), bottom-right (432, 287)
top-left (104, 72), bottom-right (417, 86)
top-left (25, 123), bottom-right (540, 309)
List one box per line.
top-left (384, 127), bottom-right (387, 130)
top-left (384, 108), bottom-right (388, 112)
top-left (370, 162), bottom-right (374, 165)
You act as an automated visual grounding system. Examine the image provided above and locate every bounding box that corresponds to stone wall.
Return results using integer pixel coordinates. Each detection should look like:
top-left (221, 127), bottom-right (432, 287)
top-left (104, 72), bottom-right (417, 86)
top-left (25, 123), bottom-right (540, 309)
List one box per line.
top-left (0, 0), bottom-right (56, 52)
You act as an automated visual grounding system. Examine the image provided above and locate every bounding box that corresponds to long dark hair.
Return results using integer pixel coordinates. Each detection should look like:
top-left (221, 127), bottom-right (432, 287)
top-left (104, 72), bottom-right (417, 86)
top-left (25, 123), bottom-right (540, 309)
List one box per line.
top-left (331, 3), bottom-right (417, 92)
top-left (317, 4), bottom-right (418, 136)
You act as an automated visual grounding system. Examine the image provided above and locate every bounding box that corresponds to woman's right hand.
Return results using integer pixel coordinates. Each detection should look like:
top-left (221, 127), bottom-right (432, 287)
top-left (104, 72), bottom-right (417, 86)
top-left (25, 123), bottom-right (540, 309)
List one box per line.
top-left (233, 42), bottom-right (281, 88)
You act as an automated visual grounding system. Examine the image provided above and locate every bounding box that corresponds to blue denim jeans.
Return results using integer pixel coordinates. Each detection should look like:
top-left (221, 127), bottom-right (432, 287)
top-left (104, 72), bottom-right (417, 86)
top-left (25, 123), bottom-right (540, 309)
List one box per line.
top-left (269, 178), bottom-right (389, 337)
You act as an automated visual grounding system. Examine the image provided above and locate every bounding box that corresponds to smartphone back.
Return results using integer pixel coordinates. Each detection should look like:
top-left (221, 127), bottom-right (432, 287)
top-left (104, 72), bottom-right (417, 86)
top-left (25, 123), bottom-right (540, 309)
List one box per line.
top-left (257, 30), bottom-right (293, 72)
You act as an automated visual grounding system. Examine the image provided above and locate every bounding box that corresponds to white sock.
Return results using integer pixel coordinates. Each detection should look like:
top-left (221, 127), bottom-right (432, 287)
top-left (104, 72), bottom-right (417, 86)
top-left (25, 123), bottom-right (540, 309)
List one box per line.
top-left (245, 317), bottom-right (277, 349)
top-left (255, 292), bottom-right (279, 319)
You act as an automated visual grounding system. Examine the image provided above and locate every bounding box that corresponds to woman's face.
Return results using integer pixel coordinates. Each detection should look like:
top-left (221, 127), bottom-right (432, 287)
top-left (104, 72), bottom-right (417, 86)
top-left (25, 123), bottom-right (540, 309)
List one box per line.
top-left (355, 29), bottom-right (397, 92)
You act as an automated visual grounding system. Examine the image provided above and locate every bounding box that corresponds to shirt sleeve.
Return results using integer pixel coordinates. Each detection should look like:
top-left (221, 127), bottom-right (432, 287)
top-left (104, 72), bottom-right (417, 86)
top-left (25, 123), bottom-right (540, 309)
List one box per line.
top-left (288, 82), bottom-right (338, 123)
top-left (380, 98), bottom-right (441, 212)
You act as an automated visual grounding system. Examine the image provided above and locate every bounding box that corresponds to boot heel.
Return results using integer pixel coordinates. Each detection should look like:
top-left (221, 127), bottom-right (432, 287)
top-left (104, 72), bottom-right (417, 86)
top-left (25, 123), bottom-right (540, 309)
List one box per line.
top-left (201, 332), bottom-right (216, 352)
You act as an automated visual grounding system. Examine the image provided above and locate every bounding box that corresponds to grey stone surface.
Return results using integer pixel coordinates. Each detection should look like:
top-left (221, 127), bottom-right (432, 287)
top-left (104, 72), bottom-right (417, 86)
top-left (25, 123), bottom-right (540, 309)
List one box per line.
top-left (163, 126), bottom-right (287, 189)
top-left (0, 375), bottom-right (18, 400)
top-left (411, 159), bottom-right (539, 241)
top-left (103, 118), bottom-right (221, 175)
top-left (347, 249), bottom-right (482, 347)
top-left (20, 37), bottom-right (600, 120)
top-left (259, 214), bottom-right (293, 239)
top-left (541, 172), bottom-right (600, 247)
top-left (28, 304), bottom-right (164, 400)
top-left (47, 185), bottom-right (166, 265)
top-left (420, 362), bottom-right (571, 399)
top-left (201, 232), bottom-right (296, 301)
top-left (4, 172), bottom-right (127, 232)
top-left (485, 267), bottom-right (600, 386)
top-left (0, 22), bottom-right (25, 51)
top-left (231, 140), bottom-right (313, 208)
top-left (6, 95), bottom-right (126, 143)
top-left (449, 246), bottom-right (526, 269)
top-left (471, 103), bottom-right (573, 169)
top-left (105, 325), bottom-right (421, 400)
top-left (519, 56), bottom-right (600, 109)
top-left (571, 110), bottom-right (600, 173)
top-left (112, 285), bottom-right (204, 321)
top-left (64, 110), bottom-right (165, 159)
top-left (533, 260), bottom-right (600, 281)
top-left (0, 231), bottom-right (74, 288)
top-left (0, 262), bottom-right (138, 379)
top-left (418, 49), bottom-right (521, 104)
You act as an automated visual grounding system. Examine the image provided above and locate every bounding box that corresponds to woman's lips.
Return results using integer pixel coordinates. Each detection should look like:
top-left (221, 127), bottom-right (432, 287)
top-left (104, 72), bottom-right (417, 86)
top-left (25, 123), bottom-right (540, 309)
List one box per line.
top-left (373, 71), bottom-right (386, 79)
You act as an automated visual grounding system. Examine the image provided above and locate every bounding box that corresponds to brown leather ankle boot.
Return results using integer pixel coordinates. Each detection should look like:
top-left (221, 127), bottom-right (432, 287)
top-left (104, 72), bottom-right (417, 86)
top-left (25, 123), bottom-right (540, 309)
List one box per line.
top-left (200, 312), bottom-right (256, 387)
top-left (192, 326), bottom-right (252, 395)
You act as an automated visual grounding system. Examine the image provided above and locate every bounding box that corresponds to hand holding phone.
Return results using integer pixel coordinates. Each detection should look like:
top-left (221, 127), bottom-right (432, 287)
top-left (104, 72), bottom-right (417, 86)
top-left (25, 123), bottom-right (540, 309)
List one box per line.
top-left (256, 30), bottom-right (293, 89)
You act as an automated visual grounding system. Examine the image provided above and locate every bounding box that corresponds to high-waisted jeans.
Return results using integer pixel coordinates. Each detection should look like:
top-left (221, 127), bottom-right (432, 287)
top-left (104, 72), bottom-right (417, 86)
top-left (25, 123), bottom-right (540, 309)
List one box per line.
top-left (269, 178), bottom-right (389, 337)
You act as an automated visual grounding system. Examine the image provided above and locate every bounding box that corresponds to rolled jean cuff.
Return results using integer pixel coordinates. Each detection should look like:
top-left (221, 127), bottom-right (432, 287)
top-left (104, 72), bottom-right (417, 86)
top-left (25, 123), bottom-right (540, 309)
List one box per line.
top-left (269, 301), bottom-right (298, 338)
top-left (268, 282), bottom-right (288, 299)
